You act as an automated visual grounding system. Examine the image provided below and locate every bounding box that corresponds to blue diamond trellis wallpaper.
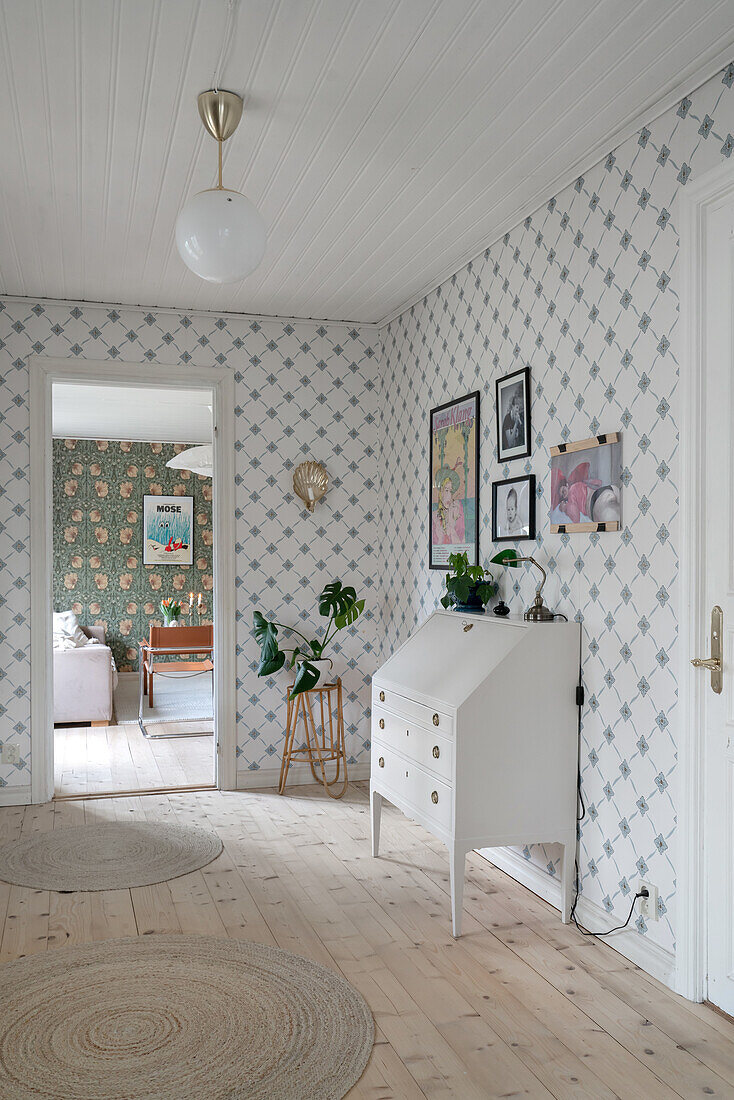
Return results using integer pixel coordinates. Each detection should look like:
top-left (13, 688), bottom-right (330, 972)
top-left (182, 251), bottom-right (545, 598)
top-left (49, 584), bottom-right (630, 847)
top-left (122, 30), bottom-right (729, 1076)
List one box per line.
top-left (379, 62), bottom-right (734, 958)
top-left (4, 60), bottom-right (734, 961)
top-left (0, 304), bottom-right (380, 790)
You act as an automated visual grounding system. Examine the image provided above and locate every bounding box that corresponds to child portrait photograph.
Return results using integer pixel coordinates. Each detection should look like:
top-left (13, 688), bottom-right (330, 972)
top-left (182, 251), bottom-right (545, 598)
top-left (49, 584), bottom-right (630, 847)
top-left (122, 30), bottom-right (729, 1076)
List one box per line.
top-left (429, 391), bottom-right (480, 568)
top-left (492, 475), bottom-right (536, 542)
top-left (496, 366), bottom-right (531, 462)
top-left (549, 434), bottom-right (622, 532)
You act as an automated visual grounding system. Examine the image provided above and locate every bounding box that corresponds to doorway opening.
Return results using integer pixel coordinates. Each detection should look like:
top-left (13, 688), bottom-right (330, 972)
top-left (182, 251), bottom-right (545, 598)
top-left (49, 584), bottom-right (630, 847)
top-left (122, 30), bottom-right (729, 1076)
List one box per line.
top-left (30, 357), bottom-right (237, 803)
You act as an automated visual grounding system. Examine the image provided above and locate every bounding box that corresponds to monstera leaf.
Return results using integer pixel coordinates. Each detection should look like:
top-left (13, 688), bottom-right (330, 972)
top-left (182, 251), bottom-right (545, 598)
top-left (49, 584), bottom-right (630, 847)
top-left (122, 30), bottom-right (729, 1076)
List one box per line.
top-left (253, 612), bottom-right (284, 676)
top-left (290, 658), bottom-right (320, 698)
top-left (258, 649), bottom-right (286, 676)
top-left (318, 581), bottom-right (358, 619)
top-left (335, 599), bottom-right (364, 630)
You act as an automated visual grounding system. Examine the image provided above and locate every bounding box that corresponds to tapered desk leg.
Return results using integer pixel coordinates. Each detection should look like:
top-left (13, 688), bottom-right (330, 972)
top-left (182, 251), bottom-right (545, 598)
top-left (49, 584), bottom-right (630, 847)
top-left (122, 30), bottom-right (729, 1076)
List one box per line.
top-left (561, 833), bottom-right (576, 924)
top-left (449, 844), bottom-right (466, 938)
top-left (370, 788), bottom-right (382, 857)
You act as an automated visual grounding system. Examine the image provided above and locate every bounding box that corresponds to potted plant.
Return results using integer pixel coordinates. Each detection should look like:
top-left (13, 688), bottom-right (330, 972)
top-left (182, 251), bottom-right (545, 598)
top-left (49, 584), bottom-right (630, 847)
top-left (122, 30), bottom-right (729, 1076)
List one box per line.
top-left (253, 580), bottom-right (365, 698)
top-left (440, 552), bottom-right (497, 613)
top-left (160, 597), bottom-right (182, 626)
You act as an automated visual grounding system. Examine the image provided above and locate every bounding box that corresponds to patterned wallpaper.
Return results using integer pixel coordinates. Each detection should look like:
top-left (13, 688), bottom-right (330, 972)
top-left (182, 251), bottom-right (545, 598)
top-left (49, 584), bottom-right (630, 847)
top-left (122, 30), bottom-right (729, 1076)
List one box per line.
top-left (0, 305), bottom-right (379, 787)
top-left (379, 62), bottom-right (734, 957)
top-left (52, 439), bottom-right (213, 671)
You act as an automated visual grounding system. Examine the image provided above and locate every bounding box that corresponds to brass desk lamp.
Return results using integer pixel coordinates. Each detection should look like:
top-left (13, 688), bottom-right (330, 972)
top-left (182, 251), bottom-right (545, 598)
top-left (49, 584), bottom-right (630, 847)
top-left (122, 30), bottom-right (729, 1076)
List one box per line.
top-left (497, 554), bottom-right (555, 622)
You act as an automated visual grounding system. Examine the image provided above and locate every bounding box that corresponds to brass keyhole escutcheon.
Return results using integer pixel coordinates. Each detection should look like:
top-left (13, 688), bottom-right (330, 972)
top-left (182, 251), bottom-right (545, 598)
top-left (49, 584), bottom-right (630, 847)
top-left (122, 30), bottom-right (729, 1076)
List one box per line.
top-left (691, 605), bottom-right (723, 695)
top-left (379, 718), bottom-right (385, 730)
top-left (379, 691), bottom-right (385, 702)
top-left (378, 757), bottom-right (384, 768)
top-left (432, 713), bottom-right (440, 726)
top-left (432, 745), bottom-right (440, 759)
top-left (431, 790), bottom-right (439, 804)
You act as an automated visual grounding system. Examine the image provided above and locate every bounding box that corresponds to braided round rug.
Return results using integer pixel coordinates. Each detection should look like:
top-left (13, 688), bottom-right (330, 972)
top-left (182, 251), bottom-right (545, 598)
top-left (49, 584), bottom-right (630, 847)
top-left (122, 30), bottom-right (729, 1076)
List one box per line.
top-left (0, 823), bottom-right (222, 891)
top-left (0, 934), bottom-right (374, 1099)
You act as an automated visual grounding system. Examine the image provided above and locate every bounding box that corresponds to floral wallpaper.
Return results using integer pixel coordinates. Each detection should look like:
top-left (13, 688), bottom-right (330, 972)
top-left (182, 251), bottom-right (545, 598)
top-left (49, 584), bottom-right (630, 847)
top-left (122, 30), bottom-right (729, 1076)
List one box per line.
top-left (52, 439), bottom-right (213, 671)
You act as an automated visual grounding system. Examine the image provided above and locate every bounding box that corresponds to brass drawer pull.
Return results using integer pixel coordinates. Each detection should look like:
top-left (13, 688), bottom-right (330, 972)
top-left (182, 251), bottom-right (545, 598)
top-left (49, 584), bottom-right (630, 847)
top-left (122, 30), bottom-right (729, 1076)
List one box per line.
top-left (432, 713), bottom-right (440, 727)
top-left (378, 757), bottom-right (384, 768)
top-left (431, 790), bottom-right (439, 804)
top-left (432, 745), bottom-right (440, 759)
top-left (379, 690), bottom-right (385, 702)
top-left (379, 718), bottom-right (385, 730)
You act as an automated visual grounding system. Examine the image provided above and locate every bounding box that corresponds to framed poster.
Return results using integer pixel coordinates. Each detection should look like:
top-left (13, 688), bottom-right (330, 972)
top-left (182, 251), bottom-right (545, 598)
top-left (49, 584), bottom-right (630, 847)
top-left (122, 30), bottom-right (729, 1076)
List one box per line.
top-left (143, 495), bottom-right (194, 565)
top-left (492, 475), bottom-right (536, 542)
top-left (496, 366), bottom-right (531, 462)
top-left (550, 433), bottom-right (622, 533)
top-left (429, 391), bottom-right (480, 569)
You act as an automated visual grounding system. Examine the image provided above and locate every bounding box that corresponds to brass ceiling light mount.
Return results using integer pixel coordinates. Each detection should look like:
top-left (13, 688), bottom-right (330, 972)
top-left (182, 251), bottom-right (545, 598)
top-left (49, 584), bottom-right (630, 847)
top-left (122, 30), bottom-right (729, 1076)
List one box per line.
top-left (197, 89), bottom-right (244, 189)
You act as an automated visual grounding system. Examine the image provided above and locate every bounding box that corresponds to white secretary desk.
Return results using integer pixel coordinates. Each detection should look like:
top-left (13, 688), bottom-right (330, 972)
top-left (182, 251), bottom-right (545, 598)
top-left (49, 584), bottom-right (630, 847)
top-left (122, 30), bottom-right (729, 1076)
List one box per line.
top-left (370, 610), bottom-right (581, 937)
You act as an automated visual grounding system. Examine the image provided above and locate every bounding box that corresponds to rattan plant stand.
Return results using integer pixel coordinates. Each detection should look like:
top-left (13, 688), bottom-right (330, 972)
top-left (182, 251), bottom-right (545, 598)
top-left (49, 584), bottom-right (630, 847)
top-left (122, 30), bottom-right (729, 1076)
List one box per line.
top-left (278, 679), bottom-right (348, 798)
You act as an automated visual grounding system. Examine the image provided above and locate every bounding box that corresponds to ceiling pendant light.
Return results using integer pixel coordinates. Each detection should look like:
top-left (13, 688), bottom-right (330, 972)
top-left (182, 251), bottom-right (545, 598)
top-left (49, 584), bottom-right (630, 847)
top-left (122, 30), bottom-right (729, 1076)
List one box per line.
top-left (176, 88), bottom-right (266, 283)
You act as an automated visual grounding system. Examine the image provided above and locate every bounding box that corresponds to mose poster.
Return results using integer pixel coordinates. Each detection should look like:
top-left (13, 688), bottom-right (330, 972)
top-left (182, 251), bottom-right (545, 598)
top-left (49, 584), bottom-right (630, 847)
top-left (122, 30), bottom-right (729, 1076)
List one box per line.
top-left (143, 495), bottom-right (194, 566)
top-left (429, 391), bottom-right (480, 569)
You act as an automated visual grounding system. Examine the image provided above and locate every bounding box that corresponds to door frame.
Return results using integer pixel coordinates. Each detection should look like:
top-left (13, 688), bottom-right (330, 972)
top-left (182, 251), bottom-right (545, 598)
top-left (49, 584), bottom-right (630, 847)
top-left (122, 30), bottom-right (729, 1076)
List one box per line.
top-left (677, 159), bottom-right (734, 1000)
top-left (29, 355), bottom-right (237, 802)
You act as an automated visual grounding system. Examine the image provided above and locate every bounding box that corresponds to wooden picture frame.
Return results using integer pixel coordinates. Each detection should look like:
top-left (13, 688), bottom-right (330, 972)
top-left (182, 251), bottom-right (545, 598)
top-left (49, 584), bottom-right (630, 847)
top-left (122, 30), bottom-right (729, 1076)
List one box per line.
top-left (429, 391), bottom-right (480, 569)
top-left (492, 475), bottom-right (536, 542)
top-left (549, 433), bottom-right (622, 533)
top-left (496, 366), bottom-right (531, 462)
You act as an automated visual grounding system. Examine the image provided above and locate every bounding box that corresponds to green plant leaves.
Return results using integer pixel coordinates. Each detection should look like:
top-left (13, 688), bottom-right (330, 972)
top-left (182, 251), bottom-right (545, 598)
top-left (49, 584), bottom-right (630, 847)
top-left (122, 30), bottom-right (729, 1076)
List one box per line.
top-left (318, 580), bottom-right (357, 618)
top-left (253, 611), bottom-right (280, 673)
top-left (258, 649), bottom-right (286, 676)
top-left (290, 659), bottom-right (320, 698)
top-left (334, 598), bottom-right (364, 630)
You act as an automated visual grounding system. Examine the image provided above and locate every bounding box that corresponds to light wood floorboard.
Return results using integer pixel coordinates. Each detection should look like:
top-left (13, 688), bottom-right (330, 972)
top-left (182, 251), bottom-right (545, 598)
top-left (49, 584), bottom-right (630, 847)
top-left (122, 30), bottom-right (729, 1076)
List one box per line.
top-left (1, 782), bottom-right (733, 1098)
top-left (54, 719), bottom-right (214, 796)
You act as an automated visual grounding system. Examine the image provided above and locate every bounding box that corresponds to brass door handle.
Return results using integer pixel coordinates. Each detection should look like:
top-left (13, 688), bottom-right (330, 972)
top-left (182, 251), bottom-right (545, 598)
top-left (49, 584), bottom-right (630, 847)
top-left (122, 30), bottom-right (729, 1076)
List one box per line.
top-left (691, 606), bottom-right (723, 694)
top-left (691, 657), bottom-right (721, 671)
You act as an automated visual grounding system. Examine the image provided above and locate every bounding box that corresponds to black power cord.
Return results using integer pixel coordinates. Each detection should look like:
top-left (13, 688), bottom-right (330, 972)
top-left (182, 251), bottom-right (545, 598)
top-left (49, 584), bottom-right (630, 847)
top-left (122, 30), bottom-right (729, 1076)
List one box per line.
top-left (570, 677), bottom-right (650, 937)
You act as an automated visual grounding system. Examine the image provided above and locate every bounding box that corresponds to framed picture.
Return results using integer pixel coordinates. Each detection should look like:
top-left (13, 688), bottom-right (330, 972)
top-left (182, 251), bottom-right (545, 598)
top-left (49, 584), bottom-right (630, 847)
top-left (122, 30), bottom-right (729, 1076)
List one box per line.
top-left (492, 475), bottom-right (536, 542)
top-left (496, 366), bottom-right (531, 462)
top-left (550, 433), bottom-right (622, 533)
top-left (429, 390), bottom-right (480, 569)
top-left (143, 494), bottom-right (194, 565)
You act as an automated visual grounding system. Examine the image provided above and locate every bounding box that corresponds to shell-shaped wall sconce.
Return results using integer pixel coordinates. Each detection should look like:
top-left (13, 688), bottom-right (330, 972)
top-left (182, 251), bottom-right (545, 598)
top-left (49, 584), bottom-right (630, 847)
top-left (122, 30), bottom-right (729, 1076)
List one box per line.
top-left (293, 460), bottom-right (328, 512)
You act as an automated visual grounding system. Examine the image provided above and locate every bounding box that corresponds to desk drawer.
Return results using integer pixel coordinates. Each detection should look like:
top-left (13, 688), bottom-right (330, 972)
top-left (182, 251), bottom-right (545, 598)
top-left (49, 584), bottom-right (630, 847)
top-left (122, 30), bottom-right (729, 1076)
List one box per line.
top-left (372, 683), bottom-right (454, 737)
top-left (372, 740), bottom-right (452, 833)
top-left (372, 707), bottom-right (452, 783)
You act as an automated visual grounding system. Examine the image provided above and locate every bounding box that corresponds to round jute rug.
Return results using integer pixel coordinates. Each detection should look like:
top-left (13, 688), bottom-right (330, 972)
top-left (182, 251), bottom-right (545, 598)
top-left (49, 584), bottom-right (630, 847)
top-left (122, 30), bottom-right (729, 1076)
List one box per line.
top-left (0, 823), bottom-right (222, 891)
top-left (0, 934), bottom-right (374, 1100)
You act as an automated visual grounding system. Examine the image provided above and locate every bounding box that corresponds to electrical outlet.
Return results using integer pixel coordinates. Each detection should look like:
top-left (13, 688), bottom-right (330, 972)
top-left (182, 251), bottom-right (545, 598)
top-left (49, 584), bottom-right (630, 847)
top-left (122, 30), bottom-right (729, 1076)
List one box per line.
top-left (1, 743), bottom-right (20, 766)
top-left (639, 880), bottom-right (659, 921)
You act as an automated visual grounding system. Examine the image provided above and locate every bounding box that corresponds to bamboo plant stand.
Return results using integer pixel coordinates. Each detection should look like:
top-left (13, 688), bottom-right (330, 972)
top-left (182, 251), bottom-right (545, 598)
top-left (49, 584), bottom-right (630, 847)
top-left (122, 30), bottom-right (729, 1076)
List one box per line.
top-left (278, 679), bottom-right (348, 798)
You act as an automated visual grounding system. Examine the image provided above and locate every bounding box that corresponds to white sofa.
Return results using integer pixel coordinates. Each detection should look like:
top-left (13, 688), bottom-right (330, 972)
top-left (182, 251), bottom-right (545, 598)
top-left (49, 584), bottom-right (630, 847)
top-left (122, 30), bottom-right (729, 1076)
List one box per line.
top-left (53, 625), bottom-right (118, 726)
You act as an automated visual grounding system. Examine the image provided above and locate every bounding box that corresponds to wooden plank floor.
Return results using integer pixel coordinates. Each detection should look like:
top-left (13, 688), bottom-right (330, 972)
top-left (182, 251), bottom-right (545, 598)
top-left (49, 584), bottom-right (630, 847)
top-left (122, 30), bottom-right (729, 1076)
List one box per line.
top-left (54, 719), bottom-right (214, 796)
top-left (1, 782), bottom-right (733, 1098)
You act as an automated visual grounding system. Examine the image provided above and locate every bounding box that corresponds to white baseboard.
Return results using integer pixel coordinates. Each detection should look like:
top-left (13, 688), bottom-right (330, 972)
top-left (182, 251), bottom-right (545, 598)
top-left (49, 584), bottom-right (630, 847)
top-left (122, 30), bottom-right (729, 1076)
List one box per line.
top-left (479, 845), bottom-right (675, 988)
top-left (237, 762), bottom-right (370, 791)
top-left (0, 784), bottom-right (33, 807)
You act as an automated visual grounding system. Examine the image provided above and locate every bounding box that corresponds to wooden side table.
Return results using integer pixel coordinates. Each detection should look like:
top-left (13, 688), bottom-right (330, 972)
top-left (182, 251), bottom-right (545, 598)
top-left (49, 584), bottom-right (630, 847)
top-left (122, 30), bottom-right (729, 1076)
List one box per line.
top-left (278, 679), bottom-right (348, 798)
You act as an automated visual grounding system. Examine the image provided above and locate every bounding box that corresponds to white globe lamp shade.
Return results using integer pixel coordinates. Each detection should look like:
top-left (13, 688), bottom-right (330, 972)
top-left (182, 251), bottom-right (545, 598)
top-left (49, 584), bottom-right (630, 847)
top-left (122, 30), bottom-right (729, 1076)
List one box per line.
top-left (175, 188), bottom-right (266, 284)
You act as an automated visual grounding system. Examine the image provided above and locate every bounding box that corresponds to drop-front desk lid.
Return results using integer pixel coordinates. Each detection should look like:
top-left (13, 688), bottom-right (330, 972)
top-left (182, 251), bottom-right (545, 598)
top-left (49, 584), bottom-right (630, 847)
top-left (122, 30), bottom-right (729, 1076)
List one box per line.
top-left (375, 610), bottom-right (552, 710)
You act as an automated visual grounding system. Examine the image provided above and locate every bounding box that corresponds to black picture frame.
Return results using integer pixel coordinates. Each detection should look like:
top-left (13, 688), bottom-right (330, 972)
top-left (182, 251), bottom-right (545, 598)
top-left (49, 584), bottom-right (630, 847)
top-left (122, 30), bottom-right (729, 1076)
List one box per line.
top-left (492, 475), bottom-right (536, 542)
top-left (496, 366), bottom-right (531, 462)
top-left (429, 390), bottom-right (480, 570)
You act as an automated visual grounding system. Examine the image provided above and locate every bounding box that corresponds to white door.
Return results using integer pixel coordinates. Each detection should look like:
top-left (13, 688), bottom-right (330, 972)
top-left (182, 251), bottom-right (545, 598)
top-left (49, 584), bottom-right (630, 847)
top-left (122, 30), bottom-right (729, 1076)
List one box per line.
top-left (703, 198), bottom-right (734, 1015)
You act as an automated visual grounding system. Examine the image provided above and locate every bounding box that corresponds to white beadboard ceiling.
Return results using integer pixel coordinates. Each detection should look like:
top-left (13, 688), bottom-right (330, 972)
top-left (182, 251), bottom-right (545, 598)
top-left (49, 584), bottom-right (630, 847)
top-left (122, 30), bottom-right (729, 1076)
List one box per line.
top-left (1, 0), bottom-right (734, 325)
top-left (52, 383), bottom-right (212, 443)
